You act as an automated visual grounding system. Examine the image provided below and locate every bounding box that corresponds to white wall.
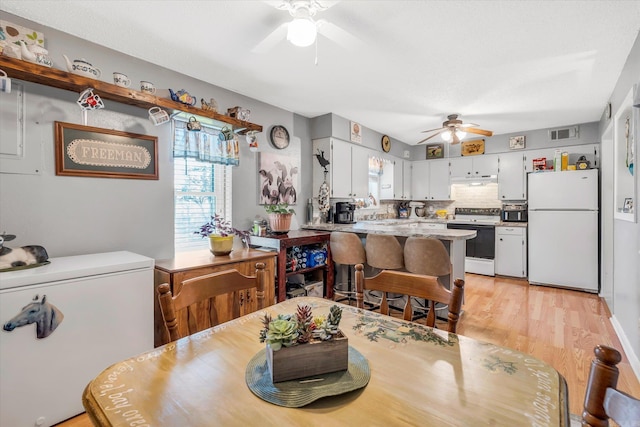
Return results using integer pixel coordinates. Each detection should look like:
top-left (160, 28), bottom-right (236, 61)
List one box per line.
top-left (599, 30), bottom-right (640, 373)
top-left (0, 12), bottom-right (310, 260)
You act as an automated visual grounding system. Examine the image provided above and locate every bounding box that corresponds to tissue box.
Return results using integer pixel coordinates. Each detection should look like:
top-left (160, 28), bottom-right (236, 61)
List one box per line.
top-left (304, 281), bottom-right (324, 298)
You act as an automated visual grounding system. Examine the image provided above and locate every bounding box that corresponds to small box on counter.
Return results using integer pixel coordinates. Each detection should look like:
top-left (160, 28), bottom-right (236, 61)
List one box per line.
top-left (304, 281), bottom-right (324, 298)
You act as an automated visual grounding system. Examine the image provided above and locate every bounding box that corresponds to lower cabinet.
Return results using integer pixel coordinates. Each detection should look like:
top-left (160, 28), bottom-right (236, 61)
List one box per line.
top-left (495, 226), bottom-right (527, 278)
top-left (153, 249), bottom-right (277, 346)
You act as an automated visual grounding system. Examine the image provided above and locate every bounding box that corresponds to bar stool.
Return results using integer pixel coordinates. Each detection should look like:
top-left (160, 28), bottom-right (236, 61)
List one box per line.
top-left (330, 231), bottom-right (366, 303)
top-left (364, 233), bottom-right (405, 308)
top-left (403, 237), bottom-right (453, 319)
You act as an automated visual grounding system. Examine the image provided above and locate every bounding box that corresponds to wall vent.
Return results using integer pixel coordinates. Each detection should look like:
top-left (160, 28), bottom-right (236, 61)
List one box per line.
top-left (549, 126), bottom-right (579, 141)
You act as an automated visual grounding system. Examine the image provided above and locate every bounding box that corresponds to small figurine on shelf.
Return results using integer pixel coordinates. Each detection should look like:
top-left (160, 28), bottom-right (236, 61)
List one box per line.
top-left (201, 97), bottom-right (218, 113)
top-left (227, 106), bottom-right (240, 118)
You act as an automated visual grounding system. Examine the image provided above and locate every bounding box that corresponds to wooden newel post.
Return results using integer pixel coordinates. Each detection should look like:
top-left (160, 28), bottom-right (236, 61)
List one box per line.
top-left (581, 345), bottom-right (622, 427)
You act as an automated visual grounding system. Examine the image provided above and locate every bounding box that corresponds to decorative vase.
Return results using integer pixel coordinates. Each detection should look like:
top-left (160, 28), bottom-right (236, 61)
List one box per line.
top-left (266, 331), bottom-right (348, 383)
top-left (268, 213), bottom-right (293, 234)
top-left (208, 235), bottom-right (234, 256)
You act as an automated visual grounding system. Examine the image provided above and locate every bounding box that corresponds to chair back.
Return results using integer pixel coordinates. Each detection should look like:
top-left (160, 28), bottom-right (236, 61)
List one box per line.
top-left (365, 234), bottom-right (404, 270)
top-left (330, 231), bottom-right (366, 265)
top-left (404, 237), bottom-right (451, 277)
top-left (158, 263), bottom-right (266, 342)
top-left (354, 264), bottom-right (464, 333)
top-left (582, 345), bottom-right (640, 427)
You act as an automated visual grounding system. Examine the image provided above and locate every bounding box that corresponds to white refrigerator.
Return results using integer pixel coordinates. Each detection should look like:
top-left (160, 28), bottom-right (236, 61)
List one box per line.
top-left (527, 169), bottom-right (599, 292)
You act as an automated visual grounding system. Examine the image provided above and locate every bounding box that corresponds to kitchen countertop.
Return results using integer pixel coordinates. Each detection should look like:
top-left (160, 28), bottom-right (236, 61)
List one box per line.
top-left (497, 222), bottom-right (528, 228)
top-left (301, 221), bottom-right (476, 241)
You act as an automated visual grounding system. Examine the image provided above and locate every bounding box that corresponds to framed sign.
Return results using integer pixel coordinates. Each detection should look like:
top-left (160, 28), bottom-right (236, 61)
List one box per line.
top-left (461, 139), bottom-right (485, 156)
top-left (54, 122), bottom-right (158, 179)
top-left (350, 121), bottom-right (362, 143)
top-left (426, 143), bottom-right (444, 159)
top-left (509, 135), bottom-right (525, 150)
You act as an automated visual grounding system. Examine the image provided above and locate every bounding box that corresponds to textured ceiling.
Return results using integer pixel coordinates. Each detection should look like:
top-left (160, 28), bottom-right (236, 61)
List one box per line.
top-left (2, 0), bottom-right (639, 144)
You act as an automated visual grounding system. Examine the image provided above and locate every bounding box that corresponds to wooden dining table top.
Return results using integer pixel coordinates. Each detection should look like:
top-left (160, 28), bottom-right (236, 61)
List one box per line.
top-left (83, 297), bottom-right (570, 426)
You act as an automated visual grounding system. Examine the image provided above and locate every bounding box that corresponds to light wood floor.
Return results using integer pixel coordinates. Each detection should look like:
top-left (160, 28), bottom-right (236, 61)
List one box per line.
top-left (57, 274), bottom-right (639, 426)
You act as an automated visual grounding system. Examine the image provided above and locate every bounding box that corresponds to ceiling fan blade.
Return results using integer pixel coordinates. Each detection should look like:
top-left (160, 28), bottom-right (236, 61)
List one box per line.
top-left (416, 132), bottom-right (443, 144)
top-left (251, 22), bottom-right (288, 54)
top-left (464, 127), bottom-right (493, 137)
top-left (421, 126), bottom-right (446, 134)
top-left (459, 122), bottom-right (479, 128)
top-left (317, 20), bottom-right (362, 50)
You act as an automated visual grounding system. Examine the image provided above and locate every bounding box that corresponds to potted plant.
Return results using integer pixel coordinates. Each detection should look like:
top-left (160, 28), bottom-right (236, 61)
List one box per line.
top-left (195, 214), bottom-right (250, 256)
top-left (259, 304), bottom-right (347, 383)
top-left (264, 203), bottom-right (295, 234)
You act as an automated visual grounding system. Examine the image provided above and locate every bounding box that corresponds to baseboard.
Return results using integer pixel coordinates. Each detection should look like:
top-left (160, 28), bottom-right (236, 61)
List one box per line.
top-left (465, 258), bottom-right (495, 276)
top-left (610, 314), bottom-right (640, 381)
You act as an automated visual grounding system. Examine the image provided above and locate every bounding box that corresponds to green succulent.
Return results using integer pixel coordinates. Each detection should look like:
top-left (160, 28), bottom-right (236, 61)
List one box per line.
top-left (265, 316), bottom-right (299, 351)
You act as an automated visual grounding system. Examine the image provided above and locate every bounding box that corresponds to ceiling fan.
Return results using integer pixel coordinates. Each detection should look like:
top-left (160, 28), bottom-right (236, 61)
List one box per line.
top-left (417, 114), bottom-right (494, 145)
top-left (252, 0), bottom-right (358, 54)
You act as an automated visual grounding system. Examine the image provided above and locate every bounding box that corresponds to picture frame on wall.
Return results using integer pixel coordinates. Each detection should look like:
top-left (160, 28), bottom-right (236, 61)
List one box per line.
top-left (623, 197), bottom-right (633, 213)
top-left (350, 121), bottom-right (362, 143)
top-left (426, 143), bottom-right (444, 159)
top-left (461, 139), bottom-right (485, 156)
top-left (54, 121), bottom-right (158, 180)
top-left (509, 135), bottom-right (526, 150)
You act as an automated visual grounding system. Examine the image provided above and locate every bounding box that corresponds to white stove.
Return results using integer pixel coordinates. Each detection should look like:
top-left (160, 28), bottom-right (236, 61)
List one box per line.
top-left (446, 208), bottom-right (501, 276)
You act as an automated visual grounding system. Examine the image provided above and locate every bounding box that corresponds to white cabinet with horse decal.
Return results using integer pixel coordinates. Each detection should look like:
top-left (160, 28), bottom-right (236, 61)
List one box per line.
top-left (0, 251), bottom-right (154, 427)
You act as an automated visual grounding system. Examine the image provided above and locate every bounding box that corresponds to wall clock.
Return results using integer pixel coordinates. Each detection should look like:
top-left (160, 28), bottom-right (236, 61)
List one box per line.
top-left (381, 135), bottom-right (391, 153)
top-left (269, 125), bottom-right (290, 149)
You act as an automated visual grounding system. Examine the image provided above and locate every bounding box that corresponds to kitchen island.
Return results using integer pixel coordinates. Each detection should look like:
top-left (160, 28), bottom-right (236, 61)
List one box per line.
top-left (302, 221), bottom-right (476, 287)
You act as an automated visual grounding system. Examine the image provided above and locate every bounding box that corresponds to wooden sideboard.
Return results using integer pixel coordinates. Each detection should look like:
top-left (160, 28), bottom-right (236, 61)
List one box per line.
top-left (153, 249), bottom-right (276, 346)
top-left (249, 230), bottom-right (334, 302)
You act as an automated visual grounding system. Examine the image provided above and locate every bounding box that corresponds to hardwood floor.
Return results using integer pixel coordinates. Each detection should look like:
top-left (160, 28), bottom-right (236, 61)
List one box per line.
top-left (57, 274), bottom-right (639, 426)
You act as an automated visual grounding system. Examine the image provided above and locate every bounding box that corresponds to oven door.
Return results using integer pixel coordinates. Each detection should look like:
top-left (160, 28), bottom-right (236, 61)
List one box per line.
top-left (446, 223), bottom-right (496, 259)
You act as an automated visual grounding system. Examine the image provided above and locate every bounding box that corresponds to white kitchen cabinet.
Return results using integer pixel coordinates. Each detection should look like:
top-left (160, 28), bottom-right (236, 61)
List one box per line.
top-left (312, 137), bottom-right (371, 199)
top-left (498, 152), bottom-right (526, 200)
top-left (495, 226), bottom-right (527, 278)
top-left (411, 159), bottom-right (450, 200)
top-left (450, 154), bottom-right (498, 178)
top-left (380, 157), bottom-right (395, 200)
top-left (391, 158), bottom-right (412, 199)
top-left (402, 159), bottom-right (412, 199)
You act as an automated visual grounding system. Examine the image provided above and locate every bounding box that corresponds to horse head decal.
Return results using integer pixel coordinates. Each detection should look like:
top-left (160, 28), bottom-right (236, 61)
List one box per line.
top-left (3, 294), bottom-right (64, 339)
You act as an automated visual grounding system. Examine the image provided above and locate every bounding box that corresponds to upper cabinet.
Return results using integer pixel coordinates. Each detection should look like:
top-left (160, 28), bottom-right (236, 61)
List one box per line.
top-left (450, 154), bottom-right (498, 178)
top-left (312, 137), bottom-right (370, 199)
top-left (412, 159), bottom-right (450, 200)
top-left (0, 57), bottom-right (262, 134)
top-left (498, 152), bottom-right (526, 200)
top-left (390, 158), bottom-right (411, 200)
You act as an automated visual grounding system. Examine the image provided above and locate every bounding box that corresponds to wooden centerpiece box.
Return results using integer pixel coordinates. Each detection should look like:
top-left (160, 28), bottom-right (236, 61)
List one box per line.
top-left (261, 303), bottom-right (347, 383)
top-left (266, 331), bottom-right (348, 383)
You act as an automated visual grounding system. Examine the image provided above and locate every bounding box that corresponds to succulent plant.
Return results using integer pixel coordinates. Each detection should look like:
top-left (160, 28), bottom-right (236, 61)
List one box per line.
top-left (296, 304), bottom-right (316, 344)
top-left (259, 305), bottom-right (344, 348)
top-left (265, 315), bottom-right (299, 351)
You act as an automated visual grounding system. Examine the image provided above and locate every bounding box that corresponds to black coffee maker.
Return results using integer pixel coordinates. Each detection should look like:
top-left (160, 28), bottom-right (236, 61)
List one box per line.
top-left (334, 202), bottom-right (355, 224)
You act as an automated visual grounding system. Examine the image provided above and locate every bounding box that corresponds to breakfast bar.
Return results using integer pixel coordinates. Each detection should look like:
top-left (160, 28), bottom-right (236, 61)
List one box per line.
top-left (302, 221), bottom-right (477, 286)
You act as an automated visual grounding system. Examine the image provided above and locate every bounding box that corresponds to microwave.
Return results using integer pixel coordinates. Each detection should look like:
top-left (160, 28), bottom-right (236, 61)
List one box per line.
top-left (502, 203), bottom-right (528, 222)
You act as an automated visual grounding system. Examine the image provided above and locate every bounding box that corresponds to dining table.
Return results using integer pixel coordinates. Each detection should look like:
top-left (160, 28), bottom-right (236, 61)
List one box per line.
top-left (83, 297), bottom-right (570, 426)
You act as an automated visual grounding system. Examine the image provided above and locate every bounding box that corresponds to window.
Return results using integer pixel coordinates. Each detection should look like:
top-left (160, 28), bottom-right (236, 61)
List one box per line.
top-left (173, 120), bottom-right (233, 251)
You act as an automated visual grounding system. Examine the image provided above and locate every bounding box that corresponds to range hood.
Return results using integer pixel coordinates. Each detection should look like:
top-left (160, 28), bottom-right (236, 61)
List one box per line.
top-left (450, 175), bottom-right (498, 185)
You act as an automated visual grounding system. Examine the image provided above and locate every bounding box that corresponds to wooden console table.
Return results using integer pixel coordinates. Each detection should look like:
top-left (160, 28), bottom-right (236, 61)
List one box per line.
top-left (153, 248), bottom-right (276, 346)
top-left (249, 230), bottom-right (334, 302)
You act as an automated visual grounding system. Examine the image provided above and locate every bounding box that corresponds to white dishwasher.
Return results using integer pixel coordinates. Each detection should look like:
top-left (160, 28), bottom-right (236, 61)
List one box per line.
top-left (0, 251), bottom-right (154, 427)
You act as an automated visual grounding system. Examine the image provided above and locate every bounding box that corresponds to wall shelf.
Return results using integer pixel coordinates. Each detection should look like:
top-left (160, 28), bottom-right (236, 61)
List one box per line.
top-left (0, 56), bottom-right (262, 135)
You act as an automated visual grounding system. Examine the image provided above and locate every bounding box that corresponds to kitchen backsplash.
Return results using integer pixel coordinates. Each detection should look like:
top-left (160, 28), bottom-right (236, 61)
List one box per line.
top-left (450, 183), bottom-right (501, 208)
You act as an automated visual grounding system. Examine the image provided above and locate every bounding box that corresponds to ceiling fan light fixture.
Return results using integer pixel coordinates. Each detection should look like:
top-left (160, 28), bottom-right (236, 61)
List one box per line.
top-left (456, 130), bottom-right (467, 140)
top-left (441, 129), bottom-right (467, 143)
top-left (287, 17), bottom-right (317, 47)
top-left (441, 131), bottom-right (452, 142)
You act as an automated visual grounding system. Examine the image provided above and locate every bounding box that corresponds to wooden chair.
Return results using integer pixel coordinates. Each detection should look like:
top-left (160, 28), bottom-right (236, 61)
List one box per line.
top-left (354, 263), bottom-right (464, 333)
top-left (582, 345), bottom-right (640, 427)
top-left (158, 263), bottom-right (266, 342)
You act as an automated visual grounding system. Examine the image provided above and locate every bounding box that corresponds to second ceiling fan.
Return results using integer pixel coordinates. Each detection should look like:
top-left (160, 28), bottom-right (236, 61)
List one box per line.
top-left (417, 114), bottom-right (493, 145)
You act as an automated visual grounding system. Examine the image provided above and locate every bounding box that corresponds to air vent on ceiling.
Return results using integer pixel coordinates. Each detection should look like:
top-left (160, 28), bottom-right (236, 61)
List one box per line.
top-left (549, 126), bottom-right (579, 141)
